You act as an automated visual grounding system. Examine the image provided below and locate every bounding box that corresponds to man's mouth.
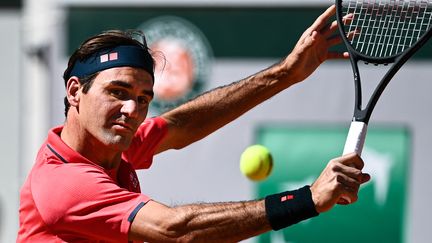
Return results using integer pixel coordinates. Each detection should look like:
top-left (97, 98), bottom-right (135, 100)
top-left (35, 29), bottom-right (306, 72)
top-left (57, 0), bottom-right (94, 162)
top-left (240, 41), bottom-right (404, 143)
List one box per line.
top-left (112, 122), bottom-right (135, 132)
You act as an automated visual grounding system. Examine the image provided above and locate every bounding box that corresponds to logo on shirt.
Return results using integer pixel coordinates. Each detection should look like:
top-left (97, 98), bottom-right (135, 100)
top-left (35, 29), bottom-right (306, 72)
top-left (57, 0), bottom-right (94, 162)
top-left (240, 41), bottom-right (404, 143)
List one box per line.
top-left (130, 172), bottom-right (139, 191)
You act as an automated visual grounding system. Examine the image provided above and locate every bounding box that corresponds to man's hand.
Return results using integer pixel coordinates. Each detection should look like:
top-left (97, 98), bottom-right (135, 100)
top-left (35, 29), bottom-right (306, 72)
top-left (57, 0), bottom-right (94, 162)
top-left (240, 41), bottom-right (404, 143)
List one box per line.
top-left (310, 153), bottom-right (371, 213)
top-left (281, 5), bottom-right (350, 83)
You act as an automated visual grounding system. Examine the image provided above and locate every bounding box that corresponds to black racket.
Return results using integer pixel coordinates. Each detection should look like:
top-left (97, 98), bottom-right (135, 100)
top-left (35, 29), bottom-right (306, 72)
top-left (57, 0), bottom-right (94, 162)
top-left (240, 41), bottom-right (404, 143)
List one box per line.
top-left (336, 0), bottom-right (432, 156)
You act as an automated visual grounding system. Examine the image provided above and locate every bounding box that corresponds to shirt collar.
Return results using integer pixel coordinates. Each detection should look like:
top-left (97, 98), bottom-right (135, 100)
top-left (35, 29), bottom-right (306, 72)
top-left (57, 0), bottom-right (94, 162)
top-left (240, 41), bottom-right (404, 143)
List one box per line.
top-left (47, 126), bottom-right (96, 166)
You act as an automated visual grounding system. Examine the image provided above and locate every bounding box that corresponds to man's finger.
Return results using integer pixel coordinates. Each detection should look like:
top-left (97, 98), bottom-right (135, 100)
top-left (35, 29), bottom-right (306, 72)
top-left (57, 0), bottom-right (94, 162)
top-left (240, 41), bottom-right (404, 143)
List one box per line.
top-left (327, 51), bottom-right (349, 59)
top-left (336, 171), bottom-right (361, 190)
top-left (361, 173), bottom-right (371, 184)
top-left (310, 5), bottom-right (336, 31)
top-left (339, 152), bottom-right (365, 170)
top-left (320, 20), bottom-right (338, 37)
top-left (326, 34), bottom-right (343, 47)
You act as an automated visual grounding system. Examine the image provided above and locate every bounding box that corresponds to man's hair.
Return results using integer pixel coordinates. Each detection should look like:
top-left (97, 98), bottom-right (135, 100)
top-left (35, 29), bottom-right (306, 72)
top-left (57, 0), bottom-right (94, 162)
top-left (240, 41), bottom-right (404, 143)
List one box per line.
top-left (63, 30), bottom-right (154, 117)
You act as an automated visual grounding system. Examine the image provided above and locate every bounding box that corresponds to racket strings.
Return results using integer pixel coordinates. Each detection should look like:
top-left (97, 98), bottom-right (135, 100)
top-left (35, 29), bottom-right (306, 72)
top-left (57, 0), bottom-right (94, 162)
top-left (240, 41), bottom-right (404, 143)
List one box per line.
top-left (342, 0), bottom-right (432, 58)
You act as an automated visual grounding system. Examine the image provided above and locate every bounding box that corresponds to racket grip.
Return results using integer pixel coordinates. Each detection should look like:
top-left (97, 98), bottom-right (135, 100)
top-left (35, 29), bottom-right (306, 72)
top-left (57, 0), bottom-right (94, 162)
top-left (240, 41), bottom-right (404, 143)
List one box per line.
top-left (340, 121), bottom-right (368, 204)
top-left (342, 121), bottom-right (368, 156)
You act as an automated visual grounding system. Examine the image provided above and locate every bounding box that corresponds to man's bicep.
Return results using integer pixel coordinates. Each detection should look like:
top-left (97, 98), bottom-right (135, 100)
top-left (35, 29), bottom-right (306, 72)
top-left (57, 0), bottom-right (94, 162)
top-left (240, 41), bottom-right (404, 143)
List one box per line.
top-left (153, 121), bottom-right (187, 153)
top-left (155, 111), bottom-right (210, 153)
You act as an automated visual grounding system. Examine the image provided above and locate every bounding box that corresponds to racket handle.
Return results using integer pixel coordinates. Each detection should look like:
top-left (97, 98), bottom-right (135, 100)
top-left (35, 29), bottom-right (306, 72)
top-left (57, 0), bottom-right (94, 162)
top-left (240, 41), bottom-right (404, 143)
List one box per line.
top-left (340, 121), bottom-right (368, 204)
top-left (342, 121), bottom-right (368, 156)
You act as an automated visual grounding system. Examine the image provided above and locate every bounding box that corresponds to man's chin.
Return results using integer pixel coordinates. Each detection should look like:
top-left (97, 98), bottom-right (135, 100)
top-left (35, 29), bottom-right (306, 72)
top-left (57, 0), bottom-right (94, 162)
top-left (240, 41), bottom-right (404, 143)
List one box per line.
top-left (104, 134), bottom-right (133, 151)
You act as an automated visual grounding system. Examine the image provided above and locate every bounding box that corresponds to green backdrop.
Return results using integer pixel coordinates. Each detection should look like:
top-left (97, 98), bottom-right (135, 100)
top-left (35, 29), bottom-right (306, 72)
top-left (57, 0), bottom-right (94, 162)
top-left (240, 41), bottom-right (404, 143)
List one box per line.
top-left (67, 7), bottom-right (432, 59)
top-left (255, 125), bottom-right (410, 243)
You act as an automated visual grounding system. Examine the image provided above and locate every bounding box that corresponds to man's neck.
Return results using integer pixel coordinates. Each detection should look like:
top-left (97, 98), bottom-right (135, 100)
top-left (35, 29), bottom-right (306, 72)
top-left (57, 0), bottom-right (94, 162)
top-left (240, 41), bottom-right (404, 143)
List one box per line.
top-left (61, 117), bottom-right (122, 170)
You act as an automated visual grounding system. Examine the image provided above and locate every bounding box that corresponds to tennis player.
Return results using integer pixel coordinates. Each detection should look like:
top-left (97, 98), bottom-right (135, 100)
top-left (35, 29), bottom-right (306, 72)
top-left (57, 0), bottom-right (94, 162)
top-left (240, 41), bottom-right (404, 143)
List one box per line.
top-left (18, 5), bottom-right (370, 242)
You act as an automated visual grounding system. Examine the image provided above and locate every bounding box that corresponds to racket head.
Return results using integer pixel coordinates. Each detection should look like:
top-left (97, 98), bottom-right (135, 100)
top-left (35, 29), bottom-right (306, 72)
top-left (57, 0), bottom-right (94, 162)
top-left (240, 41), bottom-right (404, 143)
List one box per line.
top-left (336, 0), bottom-right (432, 64)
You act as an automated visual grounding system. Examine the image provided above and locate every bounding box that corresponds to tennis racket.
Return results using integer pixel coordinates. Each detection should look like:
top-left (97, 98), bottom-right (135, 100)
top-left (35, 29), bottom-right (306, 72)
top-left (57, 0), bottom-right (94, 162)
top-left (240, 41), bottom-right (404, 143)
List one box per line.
top-left (336, 0), bottom-right (432, 156)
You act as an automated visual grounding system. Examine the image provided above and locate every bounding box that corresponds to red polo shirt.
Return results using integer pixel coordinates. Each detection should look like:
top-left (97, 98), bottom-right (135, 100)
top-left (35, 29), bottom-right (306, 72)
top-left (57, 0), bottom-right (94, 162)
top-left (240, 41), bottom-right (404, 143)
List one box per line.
top-left (17, 117), bottom-right (168, 242)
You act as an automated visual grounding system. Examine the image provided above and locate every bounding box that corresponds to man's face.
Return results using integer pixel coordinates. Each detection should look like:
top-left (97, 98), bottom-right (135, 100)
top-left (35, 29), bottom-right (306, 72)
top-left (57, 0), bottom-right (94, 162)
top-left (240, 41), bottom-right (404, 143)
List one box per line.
top-left (77, 67), bottom-right (154, 151)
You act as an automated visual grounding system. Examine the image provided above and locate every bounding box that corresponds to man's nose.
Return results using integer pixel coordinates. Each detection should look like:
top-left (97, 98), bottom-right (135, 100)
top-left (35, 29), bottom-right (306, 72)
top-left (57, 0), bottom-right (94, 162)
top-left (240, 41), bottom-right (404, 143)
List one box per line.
top-left (121, 99), bottom-right (139, 118)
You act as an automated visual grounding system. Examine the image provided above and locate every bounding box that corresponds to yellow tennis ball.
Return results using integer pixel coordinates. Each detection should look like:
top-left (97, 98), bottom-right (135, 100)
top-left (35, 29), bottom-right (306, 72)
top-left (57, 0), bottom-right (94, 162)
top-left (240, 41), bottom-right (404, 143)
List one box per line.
top-left (240, 145), bottom-right (273, 181)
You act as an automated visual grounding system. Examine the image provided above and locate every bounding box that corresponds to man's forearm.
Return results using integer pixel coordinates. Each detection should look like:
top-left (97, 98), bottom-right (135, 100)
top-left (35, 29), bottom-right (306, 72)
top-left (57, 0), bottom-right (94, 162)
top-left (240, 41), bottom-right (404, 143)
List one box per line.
top-left (172, 200), bottom-right (270, 242)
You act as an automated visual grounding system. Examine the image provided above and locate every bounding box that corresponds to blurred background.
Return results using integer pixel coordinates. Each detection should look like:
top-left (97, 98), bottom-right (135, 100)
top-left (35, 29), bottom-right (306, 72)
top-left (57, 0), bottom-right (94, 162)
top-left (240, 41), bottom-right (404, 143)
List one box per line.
top-left (1, 0), bottom-right (431, 242)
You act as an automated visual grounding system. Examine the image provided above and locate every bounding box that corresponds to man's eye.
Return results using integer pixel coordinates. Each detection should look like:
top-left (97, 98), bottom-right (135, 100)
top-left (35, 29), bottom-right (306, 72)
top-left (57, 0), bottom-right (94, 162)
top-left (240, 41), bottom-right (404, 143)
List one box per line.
top-left (111, 89), bottom-right (125, 97)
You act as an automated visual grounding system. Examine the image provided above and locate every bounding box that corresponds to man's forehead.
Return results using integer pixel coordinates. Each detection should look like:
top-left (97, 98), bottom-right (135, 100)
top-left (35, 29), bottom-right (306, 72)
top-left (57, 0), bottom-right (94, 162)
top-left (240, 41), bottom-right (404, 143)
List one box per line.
top-left (97, 66), bottom-right (153, 84)
top-left (94, 67), bottom-right (154, 93)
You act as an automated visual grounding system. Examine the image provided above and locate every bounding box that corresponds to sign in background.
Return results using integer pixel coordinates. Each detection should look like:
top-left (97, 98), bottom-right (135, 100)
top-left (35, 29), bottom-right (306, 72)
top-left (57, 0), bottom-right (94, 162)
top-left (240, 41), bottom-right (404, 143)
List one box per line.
top-left (256, 125), bottom-right (410, 243)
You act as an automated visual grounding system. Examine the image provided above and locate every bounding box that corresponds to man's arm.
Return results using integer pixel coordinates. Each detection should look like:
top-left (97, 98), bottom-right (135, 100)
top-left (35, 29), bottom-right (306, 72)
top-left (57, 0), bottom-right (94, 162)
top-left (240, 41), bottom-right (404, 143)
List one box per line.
top-left (155, 5), bottom-right (348, 153)
top-left (129, 153), bottom-right (370, 242)
top-left (129, 199), bottom-right (269, 243)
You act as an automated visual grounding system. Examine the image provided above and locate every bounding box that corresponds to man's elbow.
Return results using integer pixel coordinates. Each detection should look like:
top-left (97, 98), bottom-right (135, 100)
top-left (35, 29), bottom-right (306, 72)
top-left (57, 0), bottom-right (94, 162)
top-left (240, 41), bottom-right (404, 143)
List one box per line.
top-left (129, 205), bottom-right (197, 242)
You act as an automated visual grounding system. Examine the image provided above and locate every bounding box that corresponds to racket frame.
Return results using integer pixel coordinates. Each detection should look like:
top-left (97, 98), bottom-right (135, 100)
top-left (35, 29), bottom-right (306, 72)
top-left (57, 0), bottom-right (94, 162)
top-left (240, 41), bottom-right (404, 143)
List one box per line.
top-left (335, 0), bottom-right (432, 154)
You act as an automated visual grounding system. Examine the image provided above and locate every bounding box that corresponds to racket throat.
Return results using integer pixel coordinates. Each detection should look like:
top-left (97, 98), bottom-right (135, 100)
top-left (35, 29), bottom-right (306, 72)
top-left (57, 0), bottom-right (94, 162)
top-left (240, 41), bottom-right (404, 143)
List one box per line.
top-left (353, 108), bottom-right (372, 124)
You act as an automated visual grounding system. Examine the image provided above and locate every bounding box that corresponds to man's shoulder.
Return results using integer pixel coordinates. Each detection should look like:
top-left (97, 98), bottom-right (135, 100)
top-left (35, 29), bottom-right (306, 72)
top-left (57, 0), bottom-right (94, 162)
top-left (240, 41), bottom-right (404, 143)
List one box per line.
top-left (136, 116), bottom-right (167, 134)
top-left (27, 154), bottom-right (117, 222)
top-left (123, 116), bottom-right (168, 169)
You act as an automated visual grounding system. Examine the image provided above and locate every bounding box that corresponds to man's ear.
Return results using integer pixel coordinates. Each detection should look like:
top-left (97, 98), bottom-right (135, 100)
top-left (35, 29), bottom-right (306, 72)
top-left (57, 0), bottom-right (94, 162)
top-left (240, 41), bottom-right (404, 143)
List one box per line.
top-left (66, 77), bottom-right (81, 107)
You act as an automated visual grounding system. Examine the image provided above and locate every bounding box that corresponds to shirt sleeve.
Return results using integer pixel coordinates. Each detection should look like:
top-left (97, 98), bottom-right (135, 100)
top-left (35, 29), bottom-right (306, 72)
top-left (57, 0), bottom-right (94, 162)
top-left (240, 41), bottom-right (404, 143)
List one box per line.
top-left (32, 161), bottom-right (150, 242)
top-left (122, 116), bottom-right (168, 170)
